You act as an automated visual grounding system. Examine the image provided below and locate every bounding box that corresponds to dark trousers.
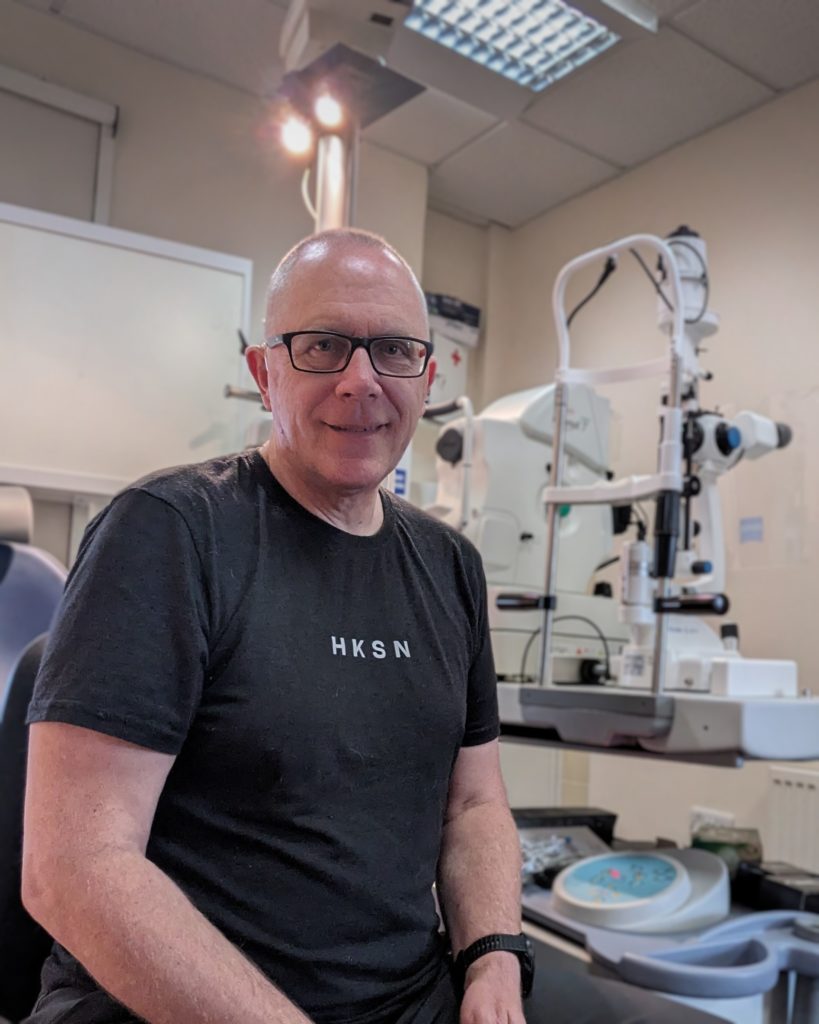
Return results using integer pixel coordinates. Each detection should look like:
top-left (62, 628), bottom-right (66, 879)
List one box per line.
top-left (24, 944), bottom-right (729, 1024)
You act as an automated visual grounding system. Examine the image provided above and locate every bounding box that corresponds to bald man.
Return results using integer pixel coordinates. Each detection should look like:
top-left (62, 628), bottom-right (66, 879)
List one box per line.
top-left (21, 230), bottom-right (724, 1024)
top-left (21, 230), bottom-right (523, 1024)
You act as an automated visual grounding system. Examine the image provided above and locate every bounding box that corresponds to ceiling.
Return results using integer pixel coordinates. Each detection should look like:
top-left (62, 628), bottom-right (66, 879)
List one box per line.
top-left (11, 0), bottom-right (819, 228)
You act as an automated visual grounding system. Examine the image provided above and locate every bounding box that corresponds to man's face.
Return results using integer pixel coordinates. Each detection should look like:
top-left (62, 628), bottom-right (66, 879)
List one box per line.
top-left (247, 243), bottom-right (435, 498)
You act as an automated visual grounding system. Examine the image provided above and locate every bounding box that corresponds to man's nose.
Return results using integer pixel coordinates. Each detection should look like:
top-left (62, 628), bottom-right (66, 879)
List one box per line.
top-left (335, 347), bottom-right (383, 398)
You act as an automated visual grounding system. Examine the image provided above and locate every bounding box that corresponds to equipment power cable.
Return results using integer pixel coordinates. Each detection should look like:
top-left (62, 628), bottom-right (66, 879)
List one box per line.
top-left (518, 615), bottom-right (612, 682)
top-left (565, 244), bottom-right (710, 328)
top-left (566, 256), bottom-right (618, 327)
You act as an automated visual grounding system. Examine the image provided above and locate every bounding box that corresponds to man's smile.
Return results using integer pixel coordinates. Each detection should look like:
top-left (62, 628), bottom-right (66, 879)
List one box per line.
top-left (325, 422), bottom-right (388, 434)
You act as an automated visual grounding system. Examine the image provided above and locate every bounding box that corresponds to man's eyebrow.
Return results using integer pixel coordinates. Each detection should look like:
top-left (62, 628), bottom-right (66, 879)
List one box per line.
top-left (302, 326), bottom-right (426, 338)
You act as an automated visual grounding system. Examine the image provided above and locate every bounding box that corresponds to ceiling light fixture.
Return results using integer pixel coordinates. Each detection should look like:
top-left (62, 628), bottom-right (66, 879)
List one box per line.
top-left (405, 0), bottom-right (628, 93)
top-left (281, 115), bottom-right (314, 155)
top-left (314, 93), bottom-right (344, 129)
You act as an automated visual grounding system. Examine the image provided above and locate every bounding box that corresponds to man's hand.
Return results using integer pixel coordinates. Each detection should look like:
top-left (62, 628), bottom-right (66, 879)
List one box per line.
top-left (460, 951), bottom-right (526, 1024)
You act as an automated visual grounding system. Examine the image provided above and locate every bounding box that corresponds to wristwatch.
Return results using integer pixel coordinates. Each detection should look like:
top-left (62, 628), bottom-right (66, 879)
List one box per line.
top-left (454, 932), bottom-right (535, 998)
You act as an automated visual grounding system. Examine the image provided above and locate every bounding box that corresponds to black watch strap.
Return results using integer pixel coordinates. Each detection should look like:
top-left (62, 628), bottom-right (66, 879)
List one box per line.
top-left (454, 932), bottom-right (535, 998)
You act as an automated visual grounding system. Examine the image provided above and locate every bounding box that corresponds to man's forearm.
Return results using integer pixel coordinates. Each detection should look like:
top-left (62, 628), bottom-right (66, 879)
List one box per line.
top-left (26, 849), bottom-right (312, 1024)
top-left (437, 796), bottom-right (522, 954)
top-left (438, 796), bottom-right (525, 1017)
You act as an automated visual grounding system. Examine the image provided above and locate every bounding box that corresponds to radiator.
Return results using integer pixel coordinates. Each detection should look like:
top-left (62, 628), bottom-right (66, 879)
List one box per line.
top-left (766, 765), bottom-right (819, 871)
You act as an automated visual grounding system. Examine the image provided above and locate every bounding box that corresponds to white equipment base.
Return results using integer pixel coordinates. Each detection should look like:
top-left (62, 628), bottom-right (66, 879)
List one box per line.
top-left (498, 683), bottom-right (819, 761)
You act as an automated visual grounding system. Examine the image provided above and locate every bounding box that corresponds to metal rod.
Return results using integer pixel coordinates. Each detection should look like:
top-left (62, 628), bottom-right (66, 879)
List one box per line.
top-left (652, 578), bottom-right (670, 695)
top-left (651, 348), bottom-right (684, 695)
top-left (315, 133), bottom-right (348, 232)
top-left (224, 385), bottom-right (263, 403)
top-left (459, 396), bottom-right (474, 534)
top-left (346, 121), bottom-right (359, 227)
top-left (538, 379), bottom-right (569, 688)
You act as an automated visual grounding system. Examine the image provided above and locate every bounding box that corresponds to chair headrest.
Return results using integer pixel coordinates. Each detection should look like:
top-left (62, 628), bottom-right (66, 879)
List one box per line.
top-left (0, 487), bottom-right (34, 544)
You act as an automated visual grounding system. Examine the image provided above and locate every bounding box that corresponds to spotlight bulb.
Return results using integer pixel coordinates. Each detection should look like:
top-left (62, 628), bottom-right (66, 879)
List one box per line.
top-left (314, 94), bottom-right (343, 129)
top-left (281, 116), bottom-right (313, 155)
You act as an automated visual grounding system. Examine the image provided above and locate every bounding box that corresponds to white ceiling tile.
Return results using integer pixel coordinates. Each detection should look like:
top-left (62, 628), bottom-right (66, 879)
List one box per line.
top-left (522, 27), bottom-right (773, 167)
top-left (9, 0), bottom-right (813, 226)
top-left (429, 122), bottom-right (618, 228)
top-left (386, 23), bottom-right (532, 121)
top-left (363, 88), bottom-right (497, 167)
top-left (673, 0), bottom-right (819, 90)
top-left (14, 0), bottom-right (288, 97)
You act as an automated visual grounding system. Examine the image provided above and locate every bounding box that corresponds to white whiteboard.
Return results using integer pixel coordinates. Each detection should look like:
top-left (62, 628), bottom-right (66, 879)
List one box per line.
top-left (0, 202), bottom-right (254, 498)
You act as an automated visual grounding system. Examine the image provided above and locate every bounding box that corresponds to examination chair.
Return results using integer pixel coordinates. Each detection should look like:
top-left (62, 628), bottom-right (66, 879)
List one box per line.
top-left (0, 488), bottom-right (67, 1022)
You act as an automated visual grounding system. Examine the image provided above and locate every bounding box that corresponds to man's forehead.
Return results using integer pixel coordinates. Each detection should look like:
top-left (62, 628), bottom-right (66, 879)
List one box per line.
top-left (289, 240), bottom-right (404, 281)
top-left (269, 243), bottom-right (426, 332)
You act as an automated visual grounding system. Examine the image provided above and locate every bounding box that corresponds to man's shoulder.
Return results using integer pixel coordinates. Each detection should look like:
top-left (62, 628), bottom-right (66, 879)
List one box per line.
top-left (128, 449), bottom-right (262, 519)
top-left (388, 492), bottom-right (482, 566)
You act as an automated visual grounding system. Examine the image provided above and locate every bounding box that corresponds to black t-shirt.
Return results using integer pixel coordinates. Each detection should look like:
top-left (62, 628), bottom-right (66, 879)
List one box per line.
top-left (26, 450), bottom-right (499, 1023)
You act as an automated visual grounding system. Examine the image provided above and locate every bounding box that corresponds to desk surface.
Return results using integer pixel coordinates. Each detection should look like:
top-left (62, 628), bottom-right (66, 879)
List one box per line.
top-left (521, 918), bottom-right (728, 1023)
top-left (523, 919), bottom-right (591, 966)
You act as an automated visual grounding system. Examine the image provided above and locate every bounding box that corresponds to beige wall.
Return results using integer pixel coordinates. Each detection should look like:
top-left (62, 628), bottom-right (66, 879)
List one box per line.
top-left (423, 210), bottom-right (487, 304)
top-left (411, 210), bottom-right (489, 505)
top-left (422, 209), bottom-right (488, 400)
top-left (0, 0), bottom-right (427, 341)
top-left (486, 78), bottom-right (819, 841)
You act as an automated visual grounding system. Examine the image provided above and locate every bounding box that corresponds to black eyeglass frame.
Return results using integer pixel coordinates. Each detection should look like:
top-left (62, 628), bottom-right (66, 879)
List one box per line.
top-left (265, 331), bottom-right (434, 378)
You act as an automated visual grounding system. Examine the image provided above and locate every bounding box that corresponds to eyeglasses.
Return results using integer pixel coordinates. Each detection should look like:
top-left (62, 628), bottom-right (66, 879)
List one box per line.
top-left (265, 331), bottom-right (434, 378)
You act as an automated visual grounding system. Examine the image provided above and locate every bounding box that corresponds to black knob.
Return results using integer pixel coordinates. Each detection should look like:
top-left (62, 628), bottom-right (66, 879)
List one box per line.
top-left (612, 506), bottom-right (631, 535)
top-left (715, 423), bottom-right (741, 456)
top-left (436, 427), bottom-right (463, 465)
top-left (721, 623), bottom-right (739, 640)
top-left (776, 423), bottom-right (792, 449)
top-left (496, 593), bottom-right (552, 611)
top-left (594, 582), bottom-right (613, 598)
top-left (579, 660), bottom-right (606, 684)
top-left (668, 225), bottom-right (700, 239)
top-left (655, 593), bottom-right (729, 615)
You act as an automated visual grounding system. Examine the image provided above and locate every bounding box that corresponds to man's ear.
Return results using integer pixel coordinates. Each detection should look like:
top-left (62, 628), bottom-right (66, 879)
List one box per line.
top-left (426, 357), bottom-right (437, 400)
top-left (245, 346), bottom-right (272, 412)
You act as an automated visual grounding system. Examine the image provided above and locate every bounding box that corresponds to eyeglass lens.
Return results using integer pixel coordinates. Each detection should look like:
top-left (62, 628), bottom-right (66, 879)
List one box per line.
top-left (289, 333), bottom-right (428, 377)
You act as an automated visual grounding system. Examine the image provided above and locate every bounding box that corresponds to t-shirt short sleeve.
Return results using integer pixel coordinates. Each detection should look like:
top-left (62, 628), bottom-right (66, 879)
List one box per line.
top-left (26, 488), bottom-right (210, 755)
top-left (461, 550), bottom-right (500, 747)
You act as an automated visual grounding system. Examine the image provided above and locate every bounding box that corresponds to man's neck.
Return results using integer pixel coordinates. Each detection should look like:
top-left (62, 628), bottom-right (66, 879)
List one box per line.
top-left (259, 443), bottom-right (384, 537)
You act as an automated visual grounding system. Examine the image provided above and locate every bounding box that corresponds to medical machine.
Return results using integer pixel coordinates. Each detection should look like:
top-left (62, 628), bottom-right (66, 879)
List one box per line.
top-left (430, 227), bottom-right (819, 762)
top-left (615, 230), bottom-right (794, 699)
top-left (426, 386), bottom-right (630, 684)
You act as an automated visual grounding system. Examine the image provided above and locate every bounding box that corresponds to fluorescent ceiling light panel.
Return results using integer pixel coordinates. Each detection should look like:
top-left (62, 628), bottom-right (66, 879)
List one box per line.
top-left (405, 0), bottom-right (621, 92)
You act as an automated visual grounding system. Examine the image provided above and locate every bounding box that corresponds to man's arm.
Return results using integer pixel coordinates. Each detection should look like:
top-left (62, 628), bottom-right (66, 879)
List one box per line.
top-left (23, 722), bottom-right (313, 1024)
top-left (437, 738), bottom-right (525, 1024)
